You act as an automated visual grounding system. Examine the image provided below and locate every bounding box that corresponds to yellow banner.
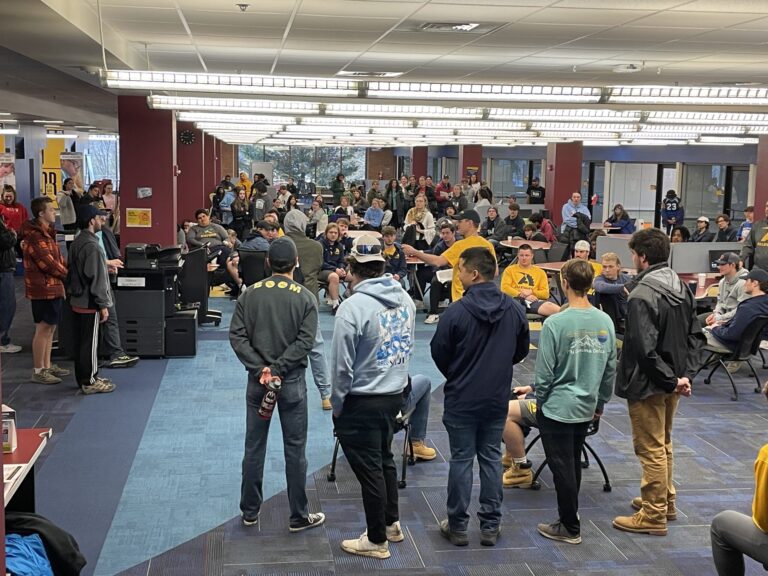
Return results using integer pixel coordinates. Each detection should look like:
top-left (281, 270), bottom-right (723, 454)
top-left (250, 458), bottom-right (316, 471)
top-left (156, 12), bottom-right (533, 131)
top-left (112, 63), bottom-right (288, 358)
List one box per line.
top-left (42, 139), bottom-right (65, 208)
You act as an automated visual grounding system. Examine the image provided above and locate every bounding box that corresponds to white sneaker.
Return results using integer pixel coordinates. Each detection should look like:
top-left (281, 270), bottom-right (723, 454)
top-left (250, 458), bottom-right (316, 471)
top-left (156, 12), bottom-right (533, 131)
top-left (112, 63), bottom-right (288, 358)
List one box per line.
top-left (386, 521), bottom-right (404, 543)
top-left (761, 340), bottom-right (768, 350)
top-left (424, 314), bottom-right (440, 324)
top-left (0, 343), bottom-right (21, 353)
top-left (341, 533), bottom-right (390, 559)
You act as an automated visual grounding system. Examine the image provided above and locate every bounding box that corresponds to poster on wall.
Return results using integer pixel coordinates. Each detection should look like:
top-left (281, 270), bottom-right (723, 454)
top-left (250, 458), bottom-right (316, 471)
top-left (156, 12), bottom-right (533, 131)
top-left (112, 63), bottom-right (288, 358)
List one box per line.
top-left (0, 152), bottom-right (15, 190)
top-left (125, 208), bottom-right (152, 228)
top-left (41, 138), bottom-right (66, 207)
top-left (60, 152), bottom-right (85, 194)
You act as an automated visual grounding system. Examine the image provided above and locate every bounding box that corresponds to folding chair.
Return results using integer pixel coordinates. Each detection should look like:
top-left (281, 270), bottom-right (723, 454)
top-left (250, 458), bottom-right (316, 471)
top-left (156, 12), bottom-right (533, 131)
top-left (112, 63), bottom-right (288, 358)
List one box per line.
top-left (524, 418), bottom-right (612, 492)
top-left (327, 404), bottom-right (416, 489)
top-left (695, 316), bottom-right (768, 401)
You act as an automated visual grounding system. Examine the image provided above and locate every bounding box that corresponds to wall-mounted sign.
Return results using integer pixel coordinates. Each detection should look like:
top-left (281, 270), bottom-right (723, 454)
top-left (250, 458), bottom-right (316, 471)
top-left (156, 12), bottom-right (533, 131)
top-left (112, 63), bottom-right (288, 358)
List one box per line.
top-left (137, 187), bottom-right (153, 199)
top-left (126, 208), bottom-right (152, 228)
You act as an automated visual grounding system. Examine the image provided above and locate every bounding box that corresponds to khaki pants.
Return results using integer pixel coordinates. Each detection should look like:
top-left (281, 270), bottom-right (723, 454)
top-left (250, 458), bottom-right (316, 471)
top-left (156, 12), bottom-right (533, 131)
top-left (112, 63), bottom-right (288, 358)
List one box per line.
top-left (628, 392), bottom-right (680, 524)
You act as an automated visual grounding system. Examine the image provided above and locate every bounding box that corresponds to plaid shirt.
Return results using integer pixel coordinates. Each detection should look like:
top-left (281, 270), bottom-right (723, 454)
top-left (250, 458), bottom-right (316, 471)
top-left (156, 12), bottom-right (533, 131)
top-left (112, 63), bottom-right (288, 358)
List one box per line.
top-left (20, 220), bottom-right (67, 300)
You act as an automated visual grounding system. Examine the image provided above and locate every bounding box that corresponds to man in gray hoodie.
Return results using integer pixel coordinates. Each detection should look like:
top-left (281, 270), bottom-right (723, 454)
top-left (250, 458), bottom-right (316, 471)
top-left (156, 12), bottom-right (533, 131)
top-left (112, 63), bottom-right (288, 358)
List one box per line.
top-left (331, 235), bottom-right (416, 560)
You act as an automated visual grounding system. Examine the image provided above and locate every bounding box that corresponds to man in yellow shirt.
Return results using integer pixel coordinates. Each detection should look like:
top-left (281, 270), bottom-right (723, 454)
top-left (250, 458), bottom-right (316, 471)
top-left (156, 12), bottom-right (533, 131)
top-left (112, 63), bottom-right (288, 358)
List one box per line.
top-left (710, 439), bottom-right (768, 574)
top-left (403, 210), bottom-right (495, 324)
top-left (501, 244), bottom-right (560, 317)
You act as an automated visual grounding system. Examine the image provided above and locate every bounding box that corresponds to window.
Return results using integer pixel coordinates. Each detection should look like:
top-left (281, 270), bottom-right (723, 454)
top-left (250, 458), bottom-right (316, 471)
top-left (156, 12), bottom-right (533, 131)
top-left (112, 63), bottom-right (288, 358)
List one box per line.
top-left (314, 147), bottom-right (341, 187)
top-left (682, 164), bottom-right (726, 230)
top-left (289, 147), bottom-right (314, 187)
top-left (264, 146), bottom-right (291, 183)
top-left (341, 147), bottom-right (366, 184)
top-left (85, 139), bottom-right (120, 188)
top-left (489, 159), bottom-right (528, 200)
top-left (239, 145), bottom-right (264, 175)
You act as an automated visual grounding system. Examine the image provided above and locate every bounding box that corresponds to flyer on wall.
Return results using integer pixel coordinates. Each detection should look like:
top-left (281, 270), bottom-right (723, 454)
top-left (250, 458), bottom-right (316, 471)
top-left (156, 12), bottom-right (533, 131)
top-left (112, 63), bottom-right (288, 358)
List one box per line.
top-left (0, 152), bottom-right (15, 190)
top-left (60, 152), bottom-right (85, 193)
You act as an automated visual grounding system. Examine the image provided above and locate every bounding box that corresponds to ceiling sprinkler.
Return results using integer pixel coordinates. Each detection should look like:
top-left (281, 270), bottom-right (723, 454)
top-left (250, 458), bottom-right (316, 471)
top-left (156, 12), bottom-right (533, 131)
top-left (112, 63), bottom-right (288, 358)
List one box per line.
top-left (236, 3), bottom-right (250, 12)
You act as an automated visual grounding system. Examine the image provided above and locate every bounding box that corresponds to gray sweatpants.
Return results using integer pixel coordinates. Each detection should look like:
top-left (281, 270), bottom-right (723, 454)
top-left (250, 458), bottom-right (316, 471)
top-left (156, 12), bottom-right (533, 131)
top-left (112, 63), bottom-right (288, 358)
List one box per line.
top-left (711, 510), bottom-right (768, 575)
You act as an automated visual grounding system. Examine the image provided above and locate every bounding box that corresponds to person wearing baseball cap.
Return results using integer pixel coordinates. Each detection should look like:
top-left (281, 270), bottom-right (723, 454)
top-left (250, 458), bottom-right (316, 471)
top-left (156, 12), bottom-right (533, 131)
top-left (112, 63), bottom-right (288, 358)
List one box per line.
top-left (330, 233), bottom-right (417, 559)
top-left (403, 208), bottom-right (496, 324)
top-left (691, 216), bottom-right (715, 243)
top-left (230, 235), bottom-right (326, 534)
top-left (572, 240), bottom-right (603, 294)
top-left (699, 252), bottom-right (747, 329)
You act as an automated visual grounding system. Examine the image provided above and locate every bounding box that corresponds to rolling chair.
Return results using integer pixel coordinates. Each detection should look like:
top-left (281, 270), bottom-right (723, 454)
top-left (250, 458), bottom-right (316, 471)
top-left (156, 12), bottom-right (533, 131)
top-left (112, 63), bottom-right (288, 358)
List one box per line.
top-left (238, 249), bottom-right (269, 287)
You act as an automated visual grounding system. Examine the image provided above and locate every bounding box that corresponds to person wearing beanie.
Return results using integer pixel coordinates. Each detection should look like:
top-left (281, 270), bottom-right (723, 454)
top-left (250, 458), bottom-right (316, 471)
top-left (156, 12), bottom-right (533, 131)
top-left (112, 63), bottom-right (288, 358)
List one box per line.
top-left (229, 236), bottom-right (325, 533)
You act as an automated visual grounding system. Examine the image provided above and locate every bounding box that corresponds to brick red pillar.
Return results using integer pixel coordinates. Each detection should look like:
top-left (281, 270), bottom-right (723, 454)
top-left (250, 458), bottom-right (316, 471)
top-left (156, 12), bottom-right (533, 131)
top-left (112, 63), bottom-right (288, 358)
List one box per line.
top-left (546, 141), bottom-right (583, 227)
top-left (754, 136), bottom-right (768, 216)
top-left (117, 95), bottom-right (177, 249)
top-left (176, 121), bottom-right (206, 222)
top-left (411, 146), bottom-right (427, 178)
top-left (215, 138), bottom-right (222, 185)
top-left (203, 134), bottom-right (217, 206)
top-left (458, 145), bottom-right (482, 181)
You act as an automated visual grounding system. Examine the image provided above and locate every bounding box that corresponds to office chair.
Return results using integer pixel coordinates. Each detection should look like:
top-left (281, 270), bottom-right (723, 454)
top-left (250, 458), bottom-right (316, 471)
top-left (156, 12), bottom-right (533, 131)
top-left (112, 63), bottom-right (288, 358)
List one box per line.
top-left (327, 404), bottom-right (416, 489)
top-left (238, 249), bottom-right (269, 287)
top-left (695, 316), bottom-right (768, 401)
top-left (524, 418), bottom-right (612, 492)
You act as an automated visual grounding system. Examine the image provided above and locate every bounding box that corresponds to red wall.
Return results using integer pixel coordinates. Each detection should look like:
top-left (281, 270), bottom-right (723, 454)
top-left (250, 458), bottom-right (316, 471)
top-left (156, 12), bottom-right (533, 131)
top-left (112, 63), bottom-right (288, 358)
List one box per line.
top-left (411, 146), bottom-right (428, 178)
top-left (459, 145), bottom-right (482, 181)
top-left (117, 95), bottom-right (178, 249)
top-left (546, 141), bottom-right (583, 227)
top-left (176, 121), bottom-right (206, 222)
top-left (755, 136), bottom-right (768, 218)
top-left (203, 134), bottom-right (217, 203)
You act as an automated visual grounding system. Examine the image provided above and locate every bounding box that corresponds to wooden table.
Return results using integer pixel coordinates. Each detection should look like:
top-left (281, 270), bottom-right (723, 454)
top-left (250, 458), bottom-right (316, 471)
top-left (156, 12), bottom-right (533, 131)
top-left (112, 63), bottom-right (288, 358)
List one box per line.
top-left (346, 230), bottom-right (381, 239)
top-left (500, 239), bottom-right (551, 251)
top-left (591, 224), bottom-right (621, 231)
top-left (5, 428), bottom-right (52, 512)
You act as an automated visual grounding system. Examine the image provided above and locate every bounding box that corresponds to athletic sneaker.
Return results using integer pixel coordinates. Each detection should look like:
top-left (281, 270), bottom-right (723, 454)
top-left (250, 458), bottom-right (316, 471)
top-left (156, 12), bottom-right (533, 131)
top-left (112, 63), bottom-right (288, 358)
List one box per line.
top-left (424, 314), bottom-right (440, 324)
top-left (439, 519), bottom-right (468, 546)
top-left (537, 521), bottom-right (582, 544)
top-left (48, 364), bottom-right (70, 377)
top-left (289, 512), bottom-right (326, 533)
top-left (385, 521), bottom-right (404, 543)
top-left (31, 370), bottom-right (62, 385)
top-left (107, 354), bottom-right (140, 368)
top-left (241, 512), bottom-right (259, 527)
top-left (81, 378), bottom-right (116, 395)
top-left (0, 343), bottom-right (21, 353)
top-left (341, 533), bottom-right (390, 559)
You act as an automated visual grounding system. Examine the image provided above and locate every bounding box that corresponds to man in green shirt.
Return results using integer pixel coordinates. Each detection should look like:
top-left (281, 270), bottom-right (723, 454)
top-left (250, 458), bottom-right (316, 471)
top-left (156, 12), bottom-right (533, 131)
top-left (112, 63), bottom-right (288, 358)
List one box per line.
top-left (535, 258), bottom-right (616, 545)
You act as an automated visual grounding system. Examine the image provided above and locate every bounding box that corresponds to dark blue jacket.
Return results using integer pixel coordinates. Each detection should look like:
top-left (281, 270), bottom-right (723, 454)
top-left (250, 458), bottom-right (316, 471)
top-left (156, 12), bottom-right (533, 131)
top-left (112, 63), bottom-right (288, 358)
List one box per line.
top-left (606, 215), bottom-right (636, 234)
top-left (320, 237), bottom-right (345, 271)
top-left (383, 242), bottom-right (407, 278)
top-left (430, 282), bottom-right (529, 419)
top-left (711, 293), bottom-right (768, 349)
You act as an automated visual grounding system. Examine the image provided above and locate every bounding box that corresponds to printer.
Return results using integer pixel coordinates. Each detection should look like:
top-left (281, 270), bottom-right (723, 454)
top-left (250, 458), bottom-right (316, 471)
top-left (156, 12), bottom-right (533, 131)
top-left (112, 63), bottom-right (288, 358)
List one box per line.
top-left (125, 244), bottom-right (182, 269)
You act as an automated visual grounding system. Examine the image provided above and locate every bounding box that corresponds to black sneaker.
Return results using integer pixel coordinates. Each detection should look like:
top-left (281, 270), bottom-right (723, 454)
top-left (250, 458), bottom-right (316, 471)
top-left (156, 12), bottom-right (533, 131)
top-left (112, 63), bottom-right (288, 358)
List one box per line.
top-left (480, 526), bottom-right (501, 546)
top-left (289, 512), bottom-right (326, 533)
top-left (438, 519), bottom-right (468, 546)
top-left (537, 521), bottom-right (581, 545)
top-left (108, 354), bottom-right (139, 368)
top-left (241, 512), bottom-right (259, 527)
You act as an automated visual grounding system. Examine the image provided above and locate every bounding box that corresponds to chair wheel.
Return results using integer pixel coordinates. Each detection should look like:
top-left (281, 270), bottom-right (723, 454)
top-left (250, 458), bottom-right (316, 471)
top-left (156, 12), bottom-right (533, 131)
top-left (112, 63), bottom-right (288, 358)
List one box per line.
top-left (603, 483), bottom-right (612, 492)
top-left (581, 461), bottom-right (589, 469)
top-left (531, 482), bottom-right (541, 491)
top-left (704, 378), bottom-right (711, 384)
top-left (398, 480), bottom-right (406, 489)
top-left (408, 457), bottom-right (416, 465)
top-left (730, 395), bottom-right (738, 401)
top-left (327, 472), bottom-right (336, 482)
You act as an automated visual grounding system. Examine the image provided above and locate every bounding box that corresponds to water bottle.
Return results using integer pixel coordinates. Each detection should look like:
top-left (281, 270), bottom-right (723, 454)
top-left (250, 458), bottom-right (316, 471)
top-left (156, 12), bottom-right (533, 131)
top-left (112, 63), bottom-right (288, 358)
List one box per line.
top-left (258, 376), bottom-right (282, 420)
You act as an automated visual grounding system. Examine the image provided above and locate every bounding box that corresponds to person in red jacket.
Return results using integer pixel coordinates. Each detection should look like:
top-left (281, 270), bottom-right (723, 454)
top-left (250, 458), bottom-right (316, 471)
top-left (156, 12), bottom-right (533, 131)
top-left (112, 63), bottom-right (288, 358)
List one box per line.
top-left (20, 197), bottom-right (69, 385)
top-left (0, 185), bottom-right (29, 236)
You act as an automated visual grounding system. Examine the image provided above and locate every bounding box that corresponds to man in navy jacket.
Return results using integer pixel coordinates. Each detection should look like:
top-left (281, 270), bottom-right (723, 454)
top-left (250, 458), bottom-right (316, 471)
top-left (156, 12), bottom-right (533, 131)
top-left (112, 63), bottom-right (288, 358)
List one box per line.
top-left (430, 246), bottom-right (529, 547)
top-left (707, 267), bottom-right (768, 351)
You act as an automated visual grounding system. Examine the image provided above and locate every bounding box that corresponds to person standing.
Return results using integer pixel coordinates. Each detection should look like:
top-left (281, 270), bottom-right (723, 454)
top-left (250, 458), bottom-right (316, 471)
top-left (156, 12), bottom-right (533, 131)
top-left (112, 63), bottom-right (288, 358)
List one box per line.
top-left (661, 189), bottom-right (684, 235)
top-left (534, 259), bottom-right (616, 545)
top-left (0, 214), bottom-right (20, 353)
top-left (56, 178), bottom-right (79, 232)
top-left (741, 200), bottom-right (768, 271)
top-left (613, 229), bottom-right (704, 536)
top-left (0, 186), bottom-right (29, 235)
top-left (229, 237), bottom-right (325, 532)
top-left (331, 235), bottom-right (416, 559)
top-left (66, 205), bottom-right (115, 394)
top-left (431, 247), bottom-right (529, 547)
top-left (19, 197), bottom-right (70, 383)
top-left (526, 177), bottom-right (545, 204)
top-left (737, 206), bottom-right (754, 242)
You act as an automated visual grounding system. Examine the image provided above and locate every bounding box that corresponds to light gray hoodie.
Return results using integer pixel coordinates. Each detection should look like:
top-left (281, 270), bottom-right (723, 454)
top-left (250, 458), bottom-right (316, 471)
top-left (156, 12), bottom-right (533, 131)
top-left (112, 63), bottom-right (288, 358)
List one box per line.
top-left (713, 268), bottom-right (749, 324)
top-left (330, 275), bottom-right (416, 414)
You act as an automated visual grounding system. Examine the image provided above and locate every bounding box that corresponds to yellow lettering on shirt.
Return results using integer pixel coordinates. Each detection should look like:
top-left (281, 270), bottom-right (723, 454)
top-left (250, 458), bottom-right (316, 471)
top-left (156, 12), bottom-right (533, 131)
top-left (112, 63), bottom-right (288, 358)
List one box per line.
top-left (277, 281), bottom-right (288, 289)
top-left (265, 280), bottom-right (275, 288)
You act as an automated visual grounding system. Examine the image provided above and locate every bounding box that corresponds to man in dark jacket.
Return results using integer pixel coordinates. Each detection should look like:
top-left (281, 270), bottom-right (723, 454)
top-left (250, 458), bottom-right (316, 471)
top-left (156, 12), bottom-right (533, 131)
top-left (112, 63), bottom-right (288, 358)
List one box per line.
top-left (229, 237), bottom-right (324, 532)
top-left (691, 216), bottom-right (716, 242)
top-left (431, 246), bottom-right (529, 547)
top-left (714, 214), bottom-right (738, 242)
top-left (705, 268), bottom-right (768, 351)
top-left (613, 229), bottom-right (704, 536)
top-left (489, 201), bottom-right (526, 249)
top-left (0, 214), bottom-right (20, 353)
top-left (740, 200), bottom-right (768, 271)
top-left (67, 205), bottom-right (115, 395)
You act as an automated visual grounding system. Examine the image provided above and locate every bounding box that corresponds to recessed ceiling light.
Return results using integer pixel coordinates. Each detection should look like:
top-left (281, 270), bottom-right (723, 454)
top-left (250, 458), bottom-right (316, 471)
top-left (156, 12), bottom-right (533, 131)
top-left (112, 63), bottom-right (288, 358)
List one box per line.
top-left (420, 22), bottom-right (480, 32)
top-left (452, 23), bottom-right (479, 32)
top-left (34, 120), bottom-right (63, 124)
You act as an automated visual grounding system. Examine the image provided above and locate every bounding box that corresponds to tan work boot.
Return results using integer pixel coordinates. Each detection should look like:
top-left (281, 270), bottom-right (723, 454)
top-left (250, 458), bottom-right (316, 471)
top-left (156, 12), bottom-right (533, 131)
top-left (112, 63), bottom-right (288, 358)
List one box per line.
top-left (631, 497), bottom-right (677, 521)
top-left (411, 440), bottom-right (436, 461)
top-left (502, 452), bottom-right (513, 469)
top-left (321, 398), bottom-right (332, 410)
top-left (503, 462), bottom-right (533, 488)
top-left (612, 512), bottom-right (667, 536)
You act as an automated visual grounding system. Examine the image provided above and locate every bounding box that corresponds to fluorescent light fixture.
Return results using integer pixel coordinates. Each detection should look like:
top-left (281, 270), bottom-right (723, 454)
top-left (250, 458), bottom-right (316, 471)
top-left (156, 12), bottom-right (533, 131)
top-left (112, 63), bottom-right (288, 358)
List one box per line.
top-left (103, 69), bottom-right (357, 97)
top-left (0, 113), bottom-right (11, 116)
top-left (284, 124), bottom-right (369, 134)
top-left (88, 134), bottom-right (118, 141)
top-left (336, 71), bottom-right (403, 78)
top-left (326, 103), bottom-right (482, 119)
top-left (537, 132), bottom-right (619, 139)
top-left (456, 130), bottom-right (536, 137)
top-left (372, 127), bottom-right (454, 136)
top-left (34, 120), bottom-right (63, 124)
top-left (698, 136), bottom-right (759, 144)
top-left (531, 123), bottom-right (638, 132)
top-left (149, 95), bottom-right (320, 114)
top-left (0, 127), bottom-right (19, 135)
top-left (489, 109), bottom-right (640, 122)
top-left (195, 122), bottom-right (285, 132)
top-left (640, 124), bottom-right (746, 134)
top-left (582, 141), bottom-right (620, 146)
top-left (419, 120), bottom-right (527, 130)
top-left (178, 112), bottom-right (299, 125)
top-left (624, 131), bottom-right (699, 139)
top-left (746, 127), bottom-right (768, 134)
top-left (609, 86), bottom-right (768, 105)
top-left (646, 111), bottom-right (768, 125)
top-left (620, 139), bottom-right (687, 146)
top-left (368, 82), bottom-right (601, 103)
top-left (46, 132), bottom-right (78, 139)
top-left (300, 117), bottom-right (413, 128)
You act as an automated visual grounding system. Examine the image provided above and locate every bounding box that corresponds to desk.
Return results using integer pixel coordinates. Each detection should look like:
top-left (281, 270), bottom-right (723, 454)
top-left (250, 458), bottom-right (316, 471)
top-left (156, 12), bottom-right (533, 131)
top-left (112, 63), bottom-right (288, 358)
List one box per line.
top-left (406, 257), bottom-right (426, 302)
top-left (346, 230), bottom-right (381, 239)
top-left (5, 428), bottom-right (52, 512)
top-left (591, 224), bottom-right (620, 231)
top-left (501, 239), bottom-right (551, 251)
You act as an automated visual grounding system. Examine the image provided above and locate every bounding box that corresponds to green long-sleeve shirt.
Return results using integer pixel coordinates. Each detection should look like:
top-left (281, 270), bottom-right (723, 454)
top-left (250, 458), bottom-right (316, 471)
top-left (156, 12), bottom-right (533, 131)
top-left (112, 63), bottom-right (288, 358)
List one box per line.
top-left (535, 307), bottom-right (617, 423)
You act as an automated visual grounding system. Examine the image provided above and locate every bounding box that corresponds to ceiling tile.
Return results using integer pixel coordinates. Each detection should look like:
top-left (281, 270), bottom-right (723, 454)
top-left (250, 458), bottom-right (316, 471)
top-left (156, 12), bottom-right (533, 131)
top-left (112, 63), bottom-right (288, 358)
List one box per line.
top-left (561, 38), bottom-right (662, 50)
top-left (109, 20), bottom-right (187, 36)
top-left (368, 42), bottom-right (461, 55)
top-left (729, 16), bottom-right (768, 30)
top-left (292, 15), bottom-right (400, 32)
top-left (193, 35), bottom-right (283, 48)
top-left (629, 11), bottom-right (765, 28)
top-left (177, 0), bottom-right (292, 9)
top-left (689, 29), bottom-right (768, 43)
top-left (187, 24), bottom-right (283, 38)
top-left (519, 8), bottom-right (654, 26)
top-left (554, 0), bottom-right (683, 8)
top-left (406, 4), bottom-right (542, 21)
top-left (299, 0), bottom-right (421, 18)
top-left (377, 30), bottom-right (487, 45)
top-left (102, 6), bottom-right (179, 22)
top-left (691, 53), bottom-right (768, 63)
top-left (288, 29), bottom-right (375, 43)
top-left (668, 0), bottom-right (768, 13)
top-left (593, 26), bottom-right (711, 41)
top-left (182, 10), bottom-right (289, 28)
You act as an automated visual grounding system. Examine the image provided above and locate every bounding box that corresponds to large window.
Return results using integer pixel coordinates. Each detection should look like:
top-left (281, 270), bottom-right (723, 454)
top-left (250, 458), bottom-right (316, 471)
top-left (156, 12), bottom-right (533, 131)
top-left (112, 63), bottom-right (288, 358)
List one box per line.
top-left (341, 147), bottom-right (366, 184)
top-left (609, 163), bottom-right (657, 225)
top-left (490, 159), bottom-right (528, 200)
top-left (85, 138), bottom-right (120, 188)
top-left (682, 164), bottom-right (726, 230)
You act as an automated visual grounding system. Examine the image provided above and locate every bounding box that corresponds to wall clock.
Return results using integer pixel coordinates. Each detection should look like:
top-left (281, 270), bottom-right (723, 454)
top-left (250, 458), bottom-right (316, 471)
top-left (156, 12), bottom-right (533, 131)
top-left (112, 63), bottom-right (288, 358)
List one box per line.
top-left (179, 130), bottom-right (196, 145)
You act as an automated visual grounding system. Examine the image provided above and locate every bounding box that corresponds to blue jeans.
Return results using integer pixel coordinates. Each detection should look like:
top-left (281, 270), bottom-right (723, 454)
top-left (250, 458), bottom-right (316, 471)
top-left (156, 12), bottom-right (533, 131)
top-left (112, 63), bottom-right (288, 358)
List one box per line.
top-left (402, 374), bottom-right (431, 442)
top-left (308, 327), bottom-right (330, 399)
top-left (0, 272), bottom-right (15, 345)
top-left (443, 413), bottom-right (505, 532)
top-left (240, 372), bottom-right (309, 523)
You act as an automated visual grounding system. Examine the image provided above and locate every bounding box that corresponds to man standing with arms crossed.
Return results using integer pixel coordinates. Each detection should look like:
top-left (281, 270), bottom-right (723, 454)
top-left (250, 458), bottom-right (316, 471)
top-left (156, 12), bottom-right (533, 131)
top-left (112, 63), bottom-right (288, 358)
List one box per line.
top-left (229, 237), bottom-right (325, 532)
top-left (613, 228), bottom-right (704, 536)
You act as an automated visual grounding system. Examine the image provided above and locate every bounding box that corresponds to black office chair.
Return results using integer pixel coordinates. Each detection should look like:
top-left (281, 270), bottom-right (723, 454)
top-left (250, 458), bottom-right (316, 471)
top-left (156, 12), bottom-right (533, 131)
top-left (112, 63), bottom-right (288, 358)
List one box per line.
top-left (305, 221), bottom-right (317, 239)
top-left (547, 242), bottom-right (570, 263)
top-left (238, 249), bottom-right (269, 287)
top-left (695, 316), bottom-right (768, 401)
top-left (524, 418), bottom-right (611, 492)
top-left (327, 405), bottom-right (416, 489)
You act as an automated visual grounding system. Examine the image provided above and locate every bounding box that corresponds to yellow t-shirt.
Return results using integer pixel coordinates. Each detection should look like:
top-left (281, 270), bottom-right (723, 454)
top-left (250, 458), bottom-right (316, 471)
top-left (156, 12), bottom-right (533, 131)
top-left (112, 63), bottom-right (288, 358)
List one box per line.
top-left (501, 264), bottom-right (550, 300)
top-left (753, 444), bottom-right (768, 532)
top-left (441, 234), bottom-right (496, 301)
top-left (561, 259), bottom-right (603, 295)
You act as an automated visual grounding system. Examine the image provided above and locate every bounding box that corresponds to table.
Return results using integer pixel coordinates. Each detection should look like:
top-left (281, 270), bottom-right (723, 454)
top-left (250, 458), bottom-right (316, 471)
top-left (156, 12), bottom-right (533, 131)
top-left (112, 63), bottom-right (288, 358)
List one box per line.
top-left (679, 273), bottom-right (720, 300)
top-left (607, 233), bottom-right (634, 240)
top-left (346, 230), bottom-right (381, 239)
top-left (406, 257), bottom-right (427, 302)
top-left (5, 428), bottom-right (52, 512)
top-left (500, 239), bottom-right (551, 251)
top-left (591, 224), bottom-right (620, 231)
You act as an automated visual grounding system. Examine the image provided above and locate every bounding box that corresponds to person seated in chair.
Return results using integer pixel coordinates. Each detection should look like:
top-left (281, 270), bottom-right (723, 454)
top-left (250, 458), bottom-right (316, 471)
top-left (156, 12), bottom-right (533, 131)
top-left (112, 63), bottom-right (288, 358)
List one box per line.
top-left (480, 206), bottom-right (501, 238)
top-left (264, 210), bottom-right (285, 236)
top-left (336, 218), bottom-right (354, 254)
top-left (401, 375), bottom-right (437, 461)
top-left (362, 198), bottom-right (386, 231)
top-left (502, 384), bottom-right (538, 488)
top-left (698, 252), bottom-right (748, 330)
top-left (227, 220), bottom-right (278, 292)
top-left (319, 223), bottom-right (347, 314)
top-left (500, 244), bottom-right (561, 317)
top-left (381, 226), bottom-right (407, 284)
top-left (570, 240), bottom-right (602, 297)
top-left (529, 212), bottom-right (558, 243)
top-left (523, 223), bottom-right (547, 243)
top-left (186, 208), bottom-right (231, 266)
top-left (412, 220), bottom-right (457, 310)
top-left (691, 216), bottom-right (716, 242)
top-left (593, 252), bottom-right (632, 332)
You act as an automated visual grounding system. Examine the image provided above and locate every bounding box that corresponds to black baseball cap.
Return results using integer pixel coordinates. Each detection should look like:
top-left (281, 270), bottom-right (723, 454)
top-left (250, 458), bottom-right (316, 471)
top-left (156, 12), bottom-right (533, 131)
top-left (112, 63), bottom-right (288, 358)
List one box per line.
top-left (715, 252), bottom-right (739, 266)
top-left (267, 237), bottom-right (297, 267)
top-left (747, 268), bottom-right (768, 283)
top-left (76, 204), bottom-right (108, 228)
top-left (455, 209), bottom-right (481, 225)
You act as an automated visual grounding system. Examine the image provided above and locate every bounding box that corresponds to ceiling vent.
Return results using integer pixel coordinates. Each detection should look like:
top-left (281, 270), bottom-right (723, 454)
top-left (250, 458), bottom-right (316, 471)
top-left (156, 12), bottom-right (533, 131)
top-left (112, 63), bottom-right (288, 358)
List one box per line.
top-left (420, 22), bottom-right (480, 32)
top-left (613, 63), bottom-right (644, 74)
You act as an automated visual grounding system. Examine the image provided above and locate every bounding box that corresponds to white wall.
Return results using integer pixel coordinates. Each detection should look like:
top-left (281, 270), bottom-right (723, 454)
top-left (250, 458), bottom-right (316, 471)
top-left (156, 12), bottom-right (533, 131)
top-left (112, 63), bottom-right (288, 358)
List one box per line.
top-left (609, 162), bottom-right (658, 224)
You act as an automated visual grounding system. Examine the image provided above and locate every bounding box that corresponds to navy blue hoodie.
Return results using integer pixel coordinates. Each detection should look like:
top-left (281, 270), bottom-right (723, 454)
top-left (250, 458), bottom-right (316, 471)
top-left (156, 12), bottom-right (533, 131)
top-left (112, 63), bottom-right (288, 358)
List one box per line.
top-left (431, 281), bottom-right (529, 419)
top-left (711, 293), bottom-right (768, 349)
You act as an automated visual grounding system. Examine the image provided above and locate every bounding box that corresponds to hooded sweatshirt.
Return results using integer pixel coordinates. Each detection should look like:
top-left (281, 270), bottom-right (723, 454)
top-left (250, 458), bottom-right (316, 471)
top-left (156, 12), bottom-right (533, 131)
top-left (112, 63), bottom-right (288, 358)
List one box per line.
top-left (711, 293), bottom-right (768, 349)
top-left (330, 275), bottom-right (416, 415)
top-left (741, 218), bottom-right (768, 272)
top-left (284, 209), bottom-right (323, 301)
top-left (615, 264), bottom-right (704, 401)
top-left (431, 281), bottom-right (529, 419)
top-left (711, 270), bottom-right (748, 324)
